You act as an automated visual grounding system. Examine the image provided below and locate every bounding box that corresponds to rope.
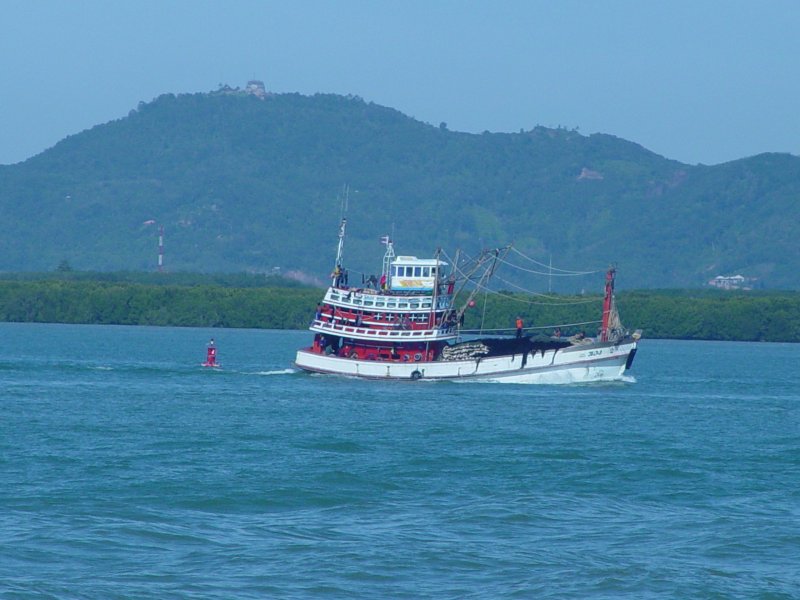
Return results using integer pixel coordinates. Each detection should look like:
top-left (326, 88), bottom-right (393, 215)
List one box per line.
top-left (492, 273), bottom-right (567, 299)
top-left (498, 255), bottom-right (594, 277)
top-left (509, 247), bottom-right (603, 275)
top-left (476, 278), bottom-right (601, 307)
top-left (441, 249), bottom-right (601, 306)
top-left (460, 319), bottom-right (602, 334)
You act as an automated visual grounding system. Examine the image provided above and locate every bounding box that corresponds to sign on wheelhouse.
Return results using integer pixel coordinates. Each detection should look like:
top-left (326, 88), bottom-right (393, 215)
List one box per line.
top-left (294, 218), bottom-right (641, 383)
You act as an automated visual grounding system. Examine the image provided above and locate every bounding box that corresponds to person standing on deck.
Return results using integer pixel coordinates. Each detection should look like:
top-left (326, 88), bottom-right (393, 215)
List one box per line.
top-left (515, 316), bottom-right (524, 338)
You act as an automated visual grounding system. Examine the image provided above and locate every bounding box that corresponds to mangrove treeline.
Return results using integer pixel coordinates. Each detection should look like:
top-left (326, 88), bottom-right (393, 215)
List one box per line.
top-left (0, 277), bottom-right (799, 342)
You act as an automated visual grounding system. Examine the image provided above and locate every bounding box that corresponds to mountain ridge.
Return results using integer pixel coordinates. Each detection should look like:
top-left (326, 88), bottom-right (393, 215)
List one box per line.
top-left (1, 90), bottom-right (799, 289)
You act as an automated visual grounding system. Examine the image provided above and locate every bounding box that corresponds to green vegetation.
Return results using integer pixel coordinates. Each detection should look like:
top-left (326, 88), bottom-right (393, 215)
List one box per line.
top-left (0, 270), bottom-right (307, 288)
top-left (0, 279), bottom-right (320, 329)
top-left (1, 276), bottom-right (799, 342)
top-left (1, 90), bottom-right (799, 288)
top-left (462, 289), bottom-right (800, 343)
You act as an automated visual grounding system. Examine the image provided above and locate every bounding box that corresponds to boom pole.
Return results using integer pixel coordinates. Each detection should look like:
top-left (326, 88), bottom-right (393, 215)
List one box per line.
top-left (600, 266), bottom-right (616, 342)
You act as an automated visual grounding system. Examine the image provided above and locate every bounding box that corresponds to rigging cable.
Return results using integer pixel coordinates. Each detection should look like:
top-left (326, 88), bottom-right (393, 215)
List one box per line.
top-left (438, 248), bottom-right (607, 333)
top-left (509, 246), bottom-right (603, 275)
top-left (441, 249), bottom-right (600, 307)
top-left (439, 248), bottom-right (608, 334)
top-left (497, 255), bottom-right (597, 277)
top-left (460, 318), bottom-right (602, 335)
top-left (473, 279), bottom-right (601, 307)
top-left (491, 273), bottom-right (600, 305)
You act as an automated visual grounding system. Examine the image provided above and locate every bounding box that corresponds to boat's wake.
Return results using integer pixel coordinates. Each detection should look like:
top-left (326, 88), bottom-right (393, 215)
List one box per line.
top-left (252, 368), bottom-right (297, 376)
top-left (462, 372), bottom-right (637, 386)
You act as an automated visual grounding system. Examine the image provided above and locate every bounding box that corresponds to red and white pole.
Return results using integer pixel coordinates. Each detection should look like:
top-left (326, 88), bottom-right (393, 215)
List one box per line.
top-left (158, 225), bottom-right (164, 272)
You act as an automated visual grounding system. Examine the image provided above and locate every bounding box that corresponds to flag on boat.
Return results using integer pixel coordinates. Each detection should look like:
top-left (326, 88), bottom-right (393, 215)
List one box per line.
top-left (380, 235), bottom-right (391, 244)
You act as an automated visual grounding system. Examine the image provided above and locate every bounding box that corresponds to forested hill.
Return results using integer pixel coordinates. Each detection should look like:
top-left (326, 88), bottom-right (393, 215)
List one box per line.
top-left (2, 89), bottom-right (799, 289)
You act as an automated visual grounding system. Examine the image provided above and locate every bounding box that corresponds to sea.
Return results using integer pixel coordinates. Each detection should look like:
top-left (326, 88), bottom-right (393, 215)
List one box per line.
top-left (1, 322), bottom-right (798, 599)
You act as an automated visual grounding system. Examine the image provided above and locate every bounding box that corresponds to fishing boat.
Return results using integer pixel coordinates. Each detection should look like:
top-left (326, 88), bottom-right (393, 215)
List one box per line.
top-left (294, 218), bottom-right (641, 383)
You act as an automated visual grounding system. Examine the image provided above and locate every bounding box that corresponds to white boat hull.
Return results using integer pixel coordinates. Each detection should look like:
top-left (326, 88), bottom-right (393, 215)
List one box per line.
top-left (294, 339), bottom-right (637, 384)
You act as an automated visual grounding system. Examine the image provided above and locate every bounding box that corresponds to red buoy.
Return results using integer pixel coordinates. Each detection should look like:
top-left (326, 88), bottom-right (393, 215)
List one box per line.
top-left (202, 338), bottom-right (219, 367)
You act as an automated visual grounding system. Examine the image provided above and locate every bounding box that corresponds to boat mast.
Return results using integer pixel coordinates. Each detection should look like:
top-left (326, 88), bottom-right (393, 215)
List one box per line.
top-left (332, 217), bottom-right (347, 286)
top-left (381, 236), bottom-right (395, 289)
top-left (430, 247), bottom-right (441, 327)
top-left (600, 266), bottom-right (616, 342)
top-left (331, 186), bottom-right (350, 286)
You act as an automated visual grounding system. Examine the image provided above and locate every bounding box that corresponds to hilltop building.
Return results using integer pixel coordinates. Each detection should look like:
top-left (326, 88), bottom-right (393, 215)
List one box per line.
top-left (214, 80), bottom-right (271, 100)
top-left (245, 80), bottom-right (267, 98)
top-left (708, 275), bottom-right (756, 290)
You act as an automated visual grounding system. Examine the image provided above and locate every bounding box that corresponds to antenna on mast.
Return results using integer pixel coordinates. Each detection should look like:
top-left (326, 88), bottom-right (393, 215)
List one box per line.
top-left (339, 184), bottom-right (350, 220)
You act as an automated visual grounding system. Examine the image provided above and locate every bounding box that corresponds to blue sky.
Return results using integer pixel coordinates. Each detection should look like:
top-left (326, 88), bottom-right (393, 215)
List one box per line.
top-left (1, 0), bottom-right (798, 166)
